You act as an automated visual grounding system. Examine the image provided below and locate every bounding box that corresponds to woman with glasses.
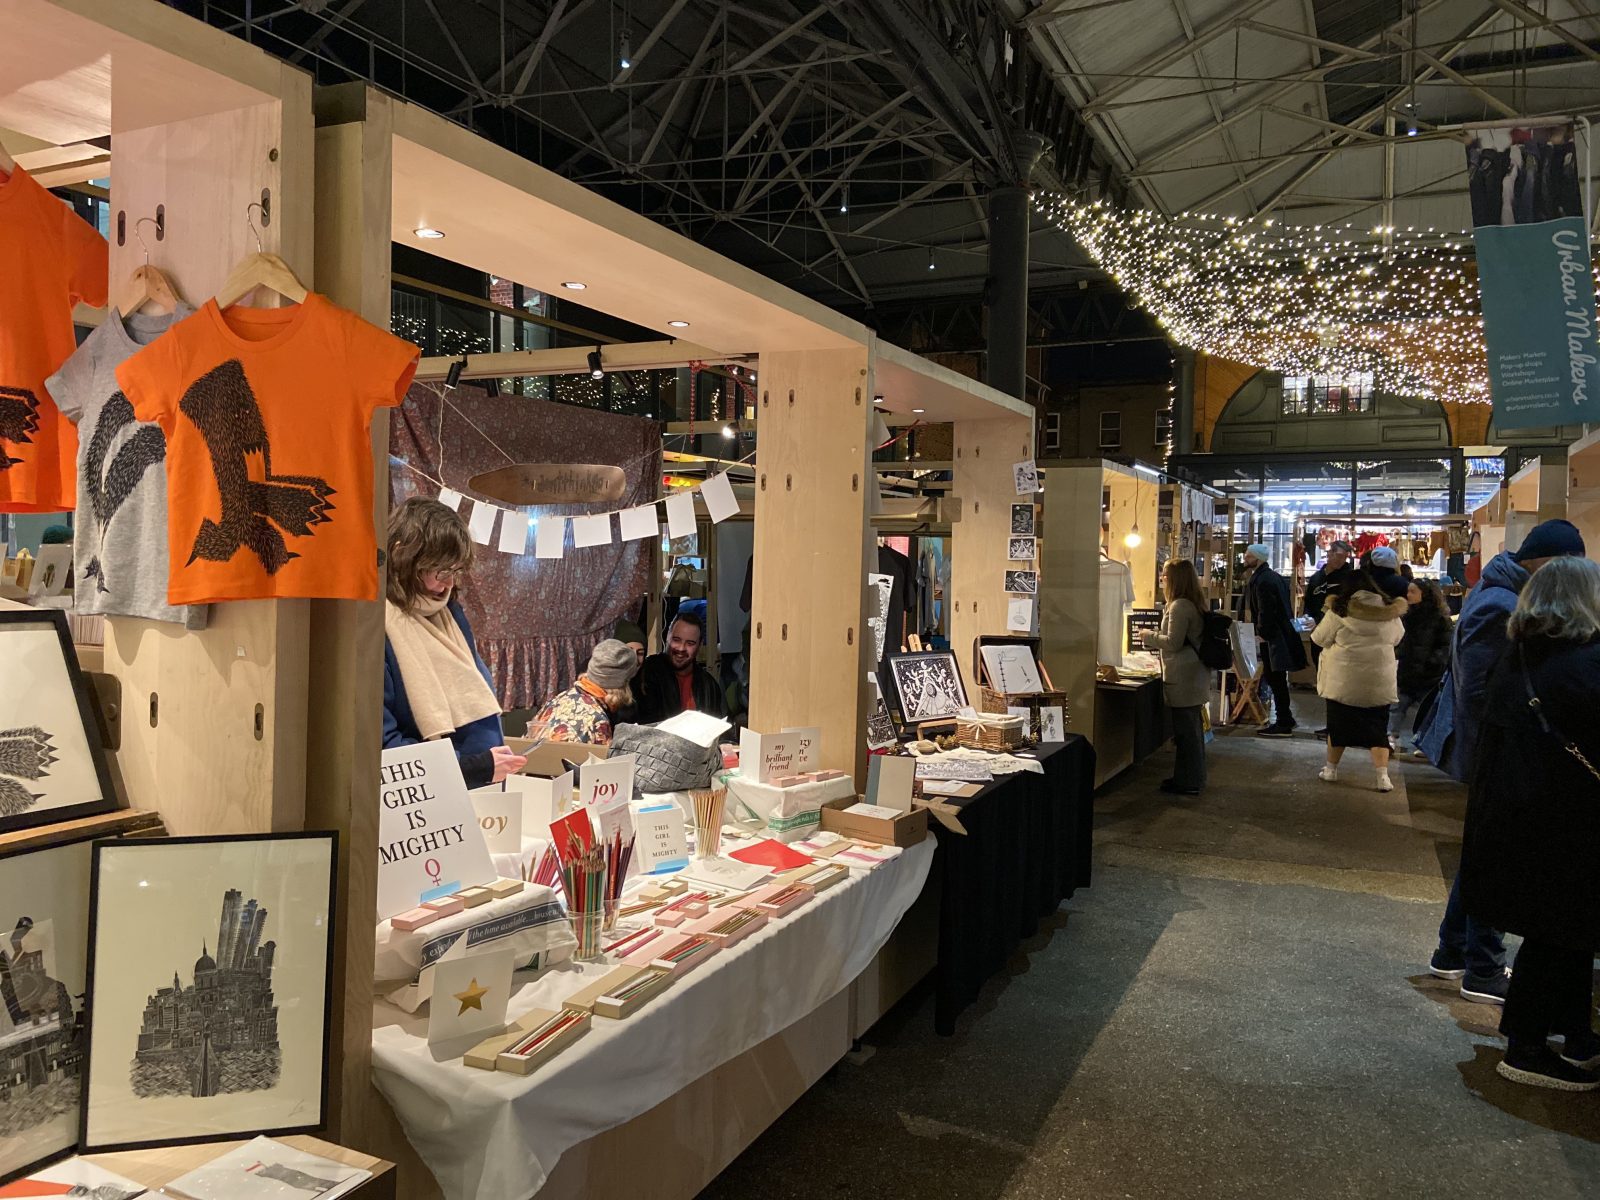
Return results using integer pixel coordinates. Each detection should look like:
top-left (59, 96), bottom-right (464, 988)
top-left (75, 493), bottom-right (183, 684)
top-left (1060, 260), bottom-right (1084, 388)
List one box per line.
top-left (382, 497), bottom-right (527, 786)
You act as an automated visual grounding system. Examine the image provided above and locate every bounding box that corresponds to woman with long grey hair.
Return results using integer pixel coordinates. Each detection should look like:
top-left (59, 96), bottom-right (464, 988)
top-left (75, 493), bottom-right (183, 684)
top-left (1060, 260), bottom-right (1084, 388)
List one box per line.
top-left (1461, 556), bottom-right (1600, 1090)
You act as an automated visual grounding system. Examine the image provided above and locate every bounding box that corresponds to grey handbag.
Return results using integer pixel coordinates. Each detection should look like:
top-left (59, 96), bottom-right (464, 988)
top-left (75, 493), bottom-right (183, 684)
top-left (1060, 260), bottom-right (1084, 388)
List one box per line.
top-left (609, 722), bottom-right (722, 794)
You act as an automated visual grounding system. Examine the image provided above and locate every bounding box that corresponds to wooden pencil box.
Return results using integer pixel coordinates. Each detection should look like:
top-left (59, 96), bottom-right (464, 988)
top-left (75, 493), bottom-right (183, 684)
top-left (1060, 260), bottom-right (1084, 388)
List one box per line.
top-left (495, 1008), bottom-right (591, 1075)
top-left (647, 933), bottom-right (722, 977)
top-left (592, 968), bottom-right (674, 1019)
top-left (561, 966), bottom-right (648, 1014)
top-left (751, 883), bottom-right (813, 919)
top-left (685, 909), bottom-right (768, 947)
top-left (801, 864), bottom-right (850, 895)
top-left (463, 1012), bottom-right (547, 1071)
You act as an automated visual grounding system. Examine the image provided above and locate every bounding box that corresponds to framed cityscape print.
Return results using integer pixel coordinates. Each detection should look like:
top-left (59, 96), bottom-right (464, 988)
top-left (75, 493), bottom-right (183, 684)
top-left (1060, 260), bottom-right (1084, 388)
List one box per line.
top-left (0, 831), bottom-right (97, 1183)
top-left (81, 832), bottom-right (338, 1152)
top-left (0, 609), bottom-right (118, 835)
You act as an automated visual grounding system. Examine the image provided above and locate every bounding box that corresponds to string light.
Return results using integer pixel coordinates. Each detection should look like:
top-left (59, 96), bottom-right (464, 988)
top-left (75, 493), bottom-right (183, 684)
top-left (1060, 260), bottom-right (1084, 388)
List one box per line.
top-left (1036, 193), bottom-right (1600, 407)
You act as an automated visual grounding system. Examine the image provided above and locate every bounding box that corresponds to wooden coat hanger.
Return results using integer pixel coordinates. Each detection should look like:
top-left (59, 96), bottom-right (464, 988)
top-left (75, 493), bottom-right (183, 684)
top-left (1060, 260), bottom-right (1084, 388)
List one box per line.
top-left (214, 201), bottom-right (308, 309)
top-left (111, 217), bottom-right (182, 316)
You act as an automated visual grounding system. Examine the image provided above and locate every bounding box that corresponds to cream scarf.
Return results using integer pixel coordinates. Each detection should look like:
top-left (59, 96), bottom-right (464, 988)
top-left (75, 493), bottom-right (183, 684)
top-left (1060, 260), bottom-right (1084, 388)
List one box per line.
top-left (385, 593), bottom-right (501, 742)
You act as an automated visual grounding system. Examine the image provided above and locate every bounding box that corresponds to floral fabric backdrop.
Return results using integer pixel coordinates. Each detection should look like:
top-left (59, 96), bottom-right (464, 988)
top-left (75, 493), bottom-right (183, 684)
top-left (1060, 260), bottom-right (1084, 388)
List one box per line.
top-left (390, 380), bottom-right (659, 710)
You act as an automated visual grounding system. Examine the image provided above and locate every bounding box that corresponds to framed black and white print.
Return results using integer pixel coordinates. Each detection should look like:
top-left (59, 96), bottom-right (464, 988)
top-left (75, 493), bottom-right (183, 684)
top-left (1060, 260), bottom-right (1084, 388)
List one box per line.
top-left (1008, 537), bottom-right (1036, 562)
top-left (887, 651), bottom-right (969, 723)
top-left (1010, 504), bottom-right (1035, 537)
top-left (1004, 570), bottom-right (1039, 595)
top-left (81, 832), bottom-right (337, 1153)
top-left (0, 830), bottom-right (98, 1183)
top-left (0, 610), bottom-right (118, 835)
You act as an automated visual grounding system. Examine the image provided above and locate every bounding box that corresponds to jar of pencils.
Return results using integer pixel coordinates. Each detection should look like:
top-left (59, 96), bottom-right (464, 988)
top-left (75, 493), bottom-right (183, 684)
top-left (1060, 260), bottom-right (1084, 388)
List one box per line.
top-left (691, 788), bottom-right (727, 859)
top-left (560, 843), bottom-right (607, 961)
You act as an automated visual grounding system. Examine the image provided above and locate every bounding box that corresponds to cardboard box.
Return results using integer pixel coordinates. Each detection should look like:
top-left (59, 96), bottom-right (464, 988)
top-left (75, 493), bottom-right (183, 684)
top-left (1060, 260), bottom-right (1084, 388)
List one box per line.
top-left (819, 795), bottom-right (928, 847)
top-left (509, 737), bottom-right (609, 778)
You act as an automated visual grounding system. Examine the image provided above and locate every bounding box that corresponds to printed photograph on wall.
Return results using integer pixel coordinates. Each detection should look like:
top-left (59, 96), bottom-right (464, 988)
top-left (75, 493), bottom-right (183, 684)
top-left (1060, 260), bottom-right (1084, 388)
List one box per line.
top-left (1009, 504), bottom-right (1035, 537)
top-left (1004, 570), bottom-right (1039, 595)
top-left (81, 833), bottom-right (337, 1152)
top-left (0, 610), bottom-right (119, 835)
top-left (1007, 537), bottom-right (1036, 562)
top-left (0, 833), bottom-right (95, 1183)
top-left (887, 652), bottom-right (969, 723)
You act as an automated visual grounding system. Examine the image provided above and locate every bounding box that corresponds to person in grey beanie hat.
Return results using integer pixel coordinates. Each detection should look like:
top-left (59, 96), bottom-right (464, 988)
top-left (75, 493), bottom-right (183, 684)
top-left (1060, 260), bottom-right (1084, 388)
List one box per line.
top-left (529, 638), bottom-right (641, 746)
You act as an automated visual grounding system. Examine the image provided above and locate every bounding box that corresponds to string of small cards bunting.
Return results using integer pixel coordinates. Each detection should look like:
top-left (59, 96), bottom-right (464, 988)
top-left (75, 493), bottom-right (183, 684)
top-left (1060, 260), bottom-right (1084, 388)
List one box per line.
top-left (435, 464), bottom-right (747, 561)
top-left (400, 381), bottom-right (752, 561)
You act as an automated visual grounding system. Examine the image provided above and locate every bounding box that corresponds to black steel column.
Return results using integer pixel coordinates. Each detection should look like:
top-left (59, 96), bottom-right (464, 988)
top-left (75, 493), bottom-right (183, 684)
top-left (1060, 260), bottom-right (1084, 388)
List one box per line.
top-left (986, 185), bottom-right (1031, 402)
top-left (1172, 347), bottom-right (1197, 455)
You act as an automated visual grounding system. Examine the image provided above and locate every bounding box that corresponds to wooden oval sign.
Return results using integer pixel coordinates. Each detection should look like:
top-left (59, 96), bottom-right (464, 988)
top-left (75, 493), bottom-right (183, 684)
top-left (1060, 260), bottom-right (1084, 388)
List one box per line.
top-left (468, 463), bottom-right (628, 506)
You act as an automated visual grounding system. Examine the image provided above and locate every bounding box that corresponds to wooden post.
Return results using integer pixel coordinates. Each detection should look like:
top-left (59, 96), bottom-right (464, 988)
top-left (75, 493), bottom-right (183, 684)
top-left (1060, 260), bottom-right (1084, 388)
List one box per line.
top-left (307, 83), bottom-right (392, 1148)
top-left (949, 416), bottom-right (1033, 679)
top-left (748, 348), bottom-right (872, 781)
top-left (1038, 463), bottom-right (1104, 739)
top-left (101, 76), bottom-right (315, 835)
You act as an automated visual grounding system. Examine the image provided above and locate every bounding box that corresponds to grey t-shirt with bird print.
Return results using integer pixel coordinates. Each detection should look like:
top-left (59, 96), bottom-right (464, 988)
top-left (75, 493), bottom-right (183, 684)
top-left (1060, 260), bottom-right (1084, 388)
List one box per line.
top-left (47, 306), bottom-right (207, 628)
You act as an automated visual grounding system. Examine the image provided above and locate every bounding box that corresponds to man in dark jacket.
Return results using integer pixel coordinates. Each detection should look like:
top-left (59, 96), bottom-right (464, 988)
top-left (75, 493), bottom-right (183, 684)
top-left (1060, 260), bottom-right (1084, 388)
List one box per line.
top-left (636, 610), bottom-right (728, 724)
top-left (1304, 541), bottom-right (1355, 625)
top-left (1429, 518), bottom-right (1586, 1003)
top-left (1238, 543), bottom-right (1306, 737)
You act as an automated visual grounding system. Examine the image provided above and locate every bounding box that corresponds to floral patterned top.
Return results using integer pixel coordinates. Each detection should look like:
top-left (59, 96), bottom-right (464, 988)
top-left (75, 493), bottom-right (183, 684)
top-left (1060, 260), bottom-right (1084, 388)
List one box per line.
top-left (530, 677), bottom-right (614, 746)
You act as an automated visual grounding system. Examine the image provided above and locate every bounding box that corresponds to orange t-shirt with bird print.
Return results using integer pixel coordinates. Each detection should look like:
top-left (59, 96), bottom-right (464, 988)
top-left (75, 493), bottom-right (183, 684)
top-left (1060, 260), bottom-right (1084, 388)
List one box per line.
top-left (0, 165), bottom-right (109, 512)
top-left (116, 294), bottom-right (418, 604)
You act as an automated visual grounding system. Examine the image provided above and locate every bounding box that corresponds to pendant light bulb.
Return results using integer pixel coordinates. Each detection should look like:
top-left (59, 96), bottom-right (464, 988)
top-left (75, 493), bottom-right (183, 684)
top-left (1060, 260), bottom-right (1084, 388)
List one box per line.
top-left (619, 31), bottom-right (632, 70)
top-left (1124, 525), bottom-right (1142, 549)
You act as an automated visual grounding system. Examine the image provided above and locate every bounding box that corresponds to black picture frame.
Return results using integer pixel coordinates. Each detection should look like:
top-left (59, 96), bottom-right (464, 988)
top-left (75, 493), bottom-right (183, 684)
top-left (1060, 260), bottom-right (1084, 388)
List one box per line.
top-left (884, 650), bottom-right (970, 725)
top-left (0, 609), bottom-right (119, 836)
top-left (0, 826), bottom-right (104, 1184)
top-left (79, 831), bottom-right (339, 1154)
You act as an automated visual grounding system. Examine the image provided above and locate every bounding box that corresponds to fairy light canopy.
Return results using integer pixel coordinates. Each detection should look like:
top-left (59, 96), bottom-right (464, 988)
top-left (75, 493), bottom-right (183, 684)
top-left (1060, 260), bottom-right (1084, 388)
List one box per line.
top-left (1038, 194), bottom-right (1600, 407)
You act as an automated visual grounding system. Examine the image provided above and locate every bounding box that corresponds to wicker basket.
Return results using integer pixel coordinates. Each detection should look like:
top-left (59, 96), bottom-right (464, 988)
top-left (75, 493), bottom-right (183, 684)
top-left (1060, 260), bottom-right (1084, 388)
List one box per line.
top-left (955, 713), bottom-right (1027, 752)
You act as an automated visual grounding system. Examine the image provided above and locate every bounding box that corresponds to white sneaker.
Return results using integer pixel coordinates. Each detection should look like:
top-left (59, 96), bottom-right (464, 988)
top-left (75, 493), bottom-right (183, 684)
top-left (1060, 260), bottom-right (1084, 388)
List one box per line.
top-left (1318, 764), bottom-right (1339, 783)
top-left (1376, 771), bottom-right (1394, 792)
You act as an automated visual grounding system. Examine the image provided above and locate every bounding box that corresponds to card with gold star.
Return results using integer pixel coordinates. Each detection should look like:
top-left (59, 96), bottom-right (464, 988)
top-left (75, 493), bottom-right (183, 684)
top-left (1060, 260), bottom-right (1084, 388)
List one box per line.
top-left (427, 949), bottom-right (515, 1058)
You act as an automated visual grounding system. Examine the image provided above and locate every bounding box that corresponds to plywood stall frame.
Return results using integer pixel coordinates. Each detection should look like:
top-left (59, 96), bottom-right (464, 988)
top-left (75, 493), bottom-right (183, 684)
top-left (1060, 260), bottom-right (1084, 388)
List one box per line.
top-left (1103, 466), bottom-right (1159, 608)
top-left (1505, 455), bottom-right (1567, 552)
top-left (949, 416), bottom-right (1034, 668)
top-left (15, 0), bottom-right (316, 838)
top-left (747, 348), bottom-right (875, 779)
top-left (1038, 463), bottom-right (1106, 743)
top-left (1567, 428), bottom-right (1600, 556)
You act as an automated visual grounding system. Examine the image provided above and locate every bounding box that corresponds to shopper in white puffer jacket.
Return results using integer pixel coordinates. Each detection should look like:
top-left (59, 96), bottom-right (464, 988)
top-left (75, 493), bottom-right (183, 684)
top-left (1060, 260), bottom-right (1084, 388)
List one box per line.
top-left (1312, 570), bottom-right (1409, 791)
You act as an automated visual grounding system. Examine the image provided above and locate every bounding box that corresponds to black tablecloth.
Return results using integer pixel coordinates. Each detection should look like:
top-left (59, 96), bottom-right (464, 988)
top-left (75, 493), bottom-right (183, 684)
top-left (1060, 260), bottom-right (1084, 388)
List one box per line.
top-left (930, 737), bottom-right (1095, 1034)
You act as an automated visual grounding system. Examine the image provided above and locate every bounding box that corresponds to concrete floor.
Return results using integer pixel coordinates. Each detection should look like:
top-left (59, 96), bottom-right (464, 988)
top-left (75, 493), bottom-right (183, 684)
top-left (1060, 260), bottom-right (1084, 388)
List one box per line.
top-left (700, 698), bottom-right (1600, 1199)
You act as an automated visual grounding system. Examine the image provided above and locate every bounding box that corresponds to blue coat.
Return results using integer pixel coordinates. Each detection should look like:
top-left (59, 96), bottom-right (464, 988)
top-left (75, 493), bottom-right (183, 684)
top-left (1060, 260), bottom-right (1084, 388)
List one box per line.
top-left (1444, 551), bottom-right (1528, 781)
top-left (383, 600), bottom-right (503, 789)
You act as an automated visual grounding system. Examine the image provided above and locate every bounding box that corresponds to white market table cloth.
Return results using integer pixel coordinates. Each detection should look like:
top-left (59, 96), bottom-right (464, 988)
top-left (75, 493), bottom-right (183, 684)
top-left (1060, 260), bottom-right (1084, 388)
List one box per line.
top-left (371, 837), bottom-right (934, 1200)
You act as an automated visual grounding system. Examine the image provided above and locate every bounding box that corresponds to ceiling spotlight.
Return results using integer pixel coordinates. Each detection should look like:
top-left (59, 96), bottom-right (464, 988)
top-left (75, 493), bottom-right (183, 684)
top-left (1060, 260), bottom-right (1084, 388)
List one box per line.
top-left (562, 281), bottom-right (588, 291)
top-left (1406, 121), bottom-right (1418, 137)
top-left (1404, 494), bottom-right (1419, 516)
top-left (912, 407), bottom-right (926, 414)
top-left (721, 424), bottom-right (735, 438)
top-left (444, 357), bottom-right (465, 390)
top-left (414, 227), bottom-right (445, 239)
top-left (839, 185), bottom-right (849, 215)
top-left (587, 348), bottom-right (604, 380)
top-left (619, 31), bottom-right (632, 70)
top-left (873, 394), bottom-right (885, 404)
top-left (927, 248), bottom-right (936, 271)
top-left (483, 376), bottom-right (500, 398)
top-left (668, 320), bottom-right (690, 328)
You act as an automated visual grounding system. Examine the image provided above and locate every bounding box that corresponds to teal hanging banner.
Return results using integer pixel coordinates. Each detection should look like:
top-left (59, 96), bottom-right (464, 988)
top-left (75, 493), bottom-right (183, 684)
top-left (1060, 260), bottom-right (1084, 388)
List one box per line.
top-left (1465, 124), bottom-right (1599, 431)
